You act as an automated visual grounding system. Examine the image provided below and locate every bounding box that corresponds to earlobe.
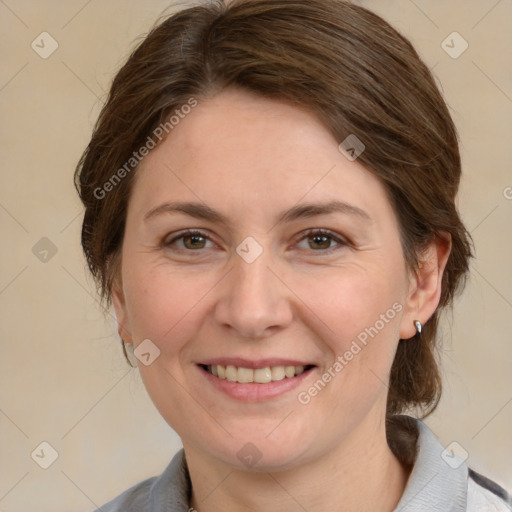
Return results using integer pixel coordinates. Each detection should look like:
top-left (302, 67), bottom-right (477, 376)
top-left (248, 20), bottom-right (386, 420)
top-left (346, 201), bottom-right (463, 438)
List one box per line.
top-left (111, 278), bottom-right (133, 344)
top-left (399, 234), bottom-right (452, 340)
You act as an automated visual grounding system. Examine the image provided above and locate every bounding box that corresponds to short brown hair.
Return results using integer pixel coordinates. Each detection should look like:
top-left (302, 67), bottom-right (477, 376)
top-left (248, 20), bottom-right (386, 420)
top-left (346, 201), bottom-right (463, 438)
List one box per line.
top-left (75, 0), bottom-right (473, 419)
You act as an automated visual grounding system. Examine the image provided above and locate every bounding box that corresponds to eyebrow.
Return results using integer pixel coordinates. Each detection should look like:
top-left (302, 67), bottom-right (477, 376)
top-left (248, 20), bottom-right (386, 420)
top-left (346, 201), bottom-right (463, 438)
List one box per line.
top-left (143, 200), bottom-right (371, 226)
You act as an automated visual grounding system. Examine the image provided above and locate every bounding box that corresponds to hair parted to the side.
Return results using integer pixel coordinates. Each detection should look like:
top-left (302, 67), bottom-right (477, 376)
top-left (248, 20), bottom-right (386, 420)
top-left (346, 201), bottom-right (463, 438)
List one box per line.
top-left (74, 0), bottom-right (473, 421)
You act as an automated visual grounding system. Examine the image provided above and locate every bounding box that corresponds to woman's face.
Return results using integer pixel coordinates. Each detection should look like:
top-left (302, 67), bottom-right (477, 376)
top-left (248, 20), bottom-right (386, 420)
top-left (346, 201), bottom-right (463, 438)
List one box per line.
top-left (113, 87), bottom-right (421, 470)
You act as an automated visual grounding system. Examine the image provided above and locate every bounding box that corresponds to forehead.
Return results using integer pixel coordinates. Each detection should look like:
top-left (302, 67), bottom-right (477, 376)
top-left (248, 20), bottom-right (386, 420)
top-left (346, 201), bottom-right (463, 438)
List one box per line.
top-left (130, 88), bottom-right (394, 225)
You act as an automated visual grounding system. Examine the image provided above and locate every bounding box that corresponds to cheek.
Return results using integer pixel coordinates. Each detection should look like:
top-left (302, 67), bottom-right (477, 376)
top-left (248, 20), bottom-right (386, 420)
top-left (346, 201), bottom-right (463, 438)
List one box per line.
top-left (122, 260), bottom-right (216, 349)
top-left (289, 260), bottom-right (405, 401)
top-left (122, 263), bottom-right (215, 425)
top-left (293, 263), bottom-right (404, 345)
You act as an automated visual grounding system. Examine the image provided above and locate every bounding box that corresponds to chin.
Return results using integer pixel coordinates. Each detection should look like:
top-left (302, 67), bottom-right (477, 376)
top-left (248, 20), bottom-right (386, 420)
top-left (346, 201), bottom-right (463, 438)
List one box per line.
top-left (200, 427), bottom-right (314, 473)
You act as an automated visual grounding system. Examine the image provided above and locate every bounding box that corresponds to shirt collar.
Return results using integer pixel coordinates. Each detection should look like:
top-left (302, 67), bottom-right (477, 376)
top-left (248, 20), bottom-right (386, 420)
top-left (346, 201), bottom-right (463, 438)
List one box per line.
top-left (148, 447), bottom-right (190, 511)
top-left (392, 416), bottom-right (468, 511)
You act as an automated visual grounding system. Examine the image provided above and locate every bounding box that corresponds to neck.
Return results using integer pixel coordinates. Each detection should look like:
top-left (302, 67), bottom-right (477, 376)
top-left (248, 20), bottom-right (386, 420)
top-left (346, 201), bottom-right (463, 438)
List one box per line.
top-left (185, 414), bottom-right (410, 512)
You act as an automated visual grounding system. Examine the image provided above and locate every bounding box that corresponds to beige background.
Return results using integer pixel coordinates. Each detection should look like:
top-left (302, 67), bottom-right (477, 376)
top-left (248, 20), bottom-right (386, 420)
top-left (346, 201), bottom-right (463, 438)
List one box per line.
top-left (0, 0), bottom-right (511, 510)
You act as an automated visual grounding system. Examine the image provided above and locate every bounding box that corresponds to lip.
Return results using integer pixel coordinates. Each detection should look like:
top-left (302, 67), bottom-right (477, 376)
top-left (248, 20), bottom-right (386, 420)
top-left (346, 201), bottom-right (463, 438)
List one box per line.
top-left (197, 363), bottom-right (316, 402)
top-left (199, 357), bottom-right (314, 369)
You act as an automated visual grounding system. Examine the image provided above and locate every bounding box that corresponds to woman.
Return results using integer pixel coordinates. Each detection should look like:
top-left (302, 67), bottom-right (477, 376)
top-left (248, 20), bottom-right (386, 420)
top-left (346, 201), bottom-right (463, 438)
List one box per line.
top-left (75, 0), bottom-right (511, 510)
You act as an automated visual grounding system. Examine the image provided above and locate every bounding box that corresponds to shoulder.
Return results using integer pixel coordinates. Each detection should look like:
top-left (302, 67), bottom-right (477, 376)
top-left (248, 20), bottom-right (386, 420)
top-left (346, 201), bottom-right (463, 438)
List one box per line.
top-left (91, 449), bottom-right (191, 512)
top-left (389, 416), bottom-right (512, 511)
top-left (467, 468), bottom-right (512, 511)
top-left (91, 475), bottom-right (156, 512)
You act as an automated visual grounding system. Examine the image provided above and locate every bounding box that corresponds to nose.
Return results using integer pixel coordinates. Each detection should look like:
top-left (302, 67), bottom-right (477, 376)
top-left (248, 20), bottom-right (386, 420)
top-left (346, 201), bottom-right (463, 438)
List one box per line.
top-left (214, 253), bottom-right (293, 339)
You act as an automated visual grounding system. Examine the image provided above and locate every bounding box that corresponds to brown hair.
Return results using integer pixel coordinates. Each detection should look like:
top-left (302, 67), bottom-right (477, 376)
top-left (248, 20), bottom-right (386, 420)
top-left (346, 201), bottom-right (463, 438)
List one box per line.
top-left (75, 0), bottom-right (473, 419)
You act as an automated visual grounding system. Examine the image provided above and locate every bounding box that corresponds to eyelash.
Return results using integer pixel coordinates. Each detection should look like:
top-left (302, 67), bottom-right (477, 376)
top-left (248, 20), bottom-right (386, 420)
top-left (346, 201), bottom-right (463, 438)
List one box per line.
top-left (164, 228), bottom-right (348, 255)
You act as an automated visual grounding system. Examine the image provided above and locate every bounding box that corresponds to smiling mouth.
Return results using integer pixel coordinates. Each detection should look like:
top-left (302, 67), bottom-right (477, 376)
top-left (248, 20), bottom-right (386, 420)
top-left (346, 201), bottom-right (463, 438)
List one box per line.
top-left (199, 364), bottom-right (316, 384)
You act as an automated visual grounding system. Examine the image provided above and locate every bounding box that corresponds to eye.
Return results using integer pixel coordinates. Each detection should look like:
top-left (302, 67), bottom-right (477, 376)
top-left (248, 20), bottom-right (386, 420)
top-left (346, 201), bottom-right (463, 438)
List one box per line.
top-left (163, 228), bottom-right (348, 254)
top-left (164, 230), bottom-right (215, 251)
top-left (295, 229), bottom-right (347, 253)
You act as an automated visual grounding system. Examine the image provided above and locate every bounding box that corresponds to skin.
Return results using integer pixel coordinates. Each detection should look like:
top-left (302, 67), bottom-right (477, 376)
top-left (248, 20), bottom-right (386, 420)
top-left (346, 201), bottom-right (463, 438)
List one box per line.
top-left (113, 87), bottom-right (451, 512)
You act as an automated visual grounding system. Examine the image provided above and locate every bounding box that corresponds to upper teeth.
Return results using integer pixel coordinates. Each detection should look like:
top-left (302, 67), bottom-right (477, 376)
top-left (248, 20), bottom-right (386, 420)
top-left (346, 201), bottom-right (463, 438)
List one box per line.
top-left (208, 365), bottom-right (306, 383)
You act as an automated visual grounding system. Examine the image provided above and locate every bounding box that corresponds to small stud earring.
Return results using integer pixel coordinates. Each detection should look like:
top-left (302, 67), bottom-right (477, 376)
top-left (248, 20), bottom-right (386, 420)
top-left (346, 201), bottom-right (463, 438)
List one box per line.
top-left (414, 320), bottom-right (422, 335)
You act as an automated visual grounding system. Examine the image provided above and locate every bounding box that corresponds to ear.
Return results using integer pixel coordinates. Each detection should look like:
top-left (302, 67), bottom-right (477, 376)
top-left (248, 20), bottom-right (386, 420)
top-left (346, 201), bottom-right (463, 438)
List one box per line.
top-left (399, 233), bottom-right (452, 339)
top-left (111, 275), bottom-right (133, 344)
